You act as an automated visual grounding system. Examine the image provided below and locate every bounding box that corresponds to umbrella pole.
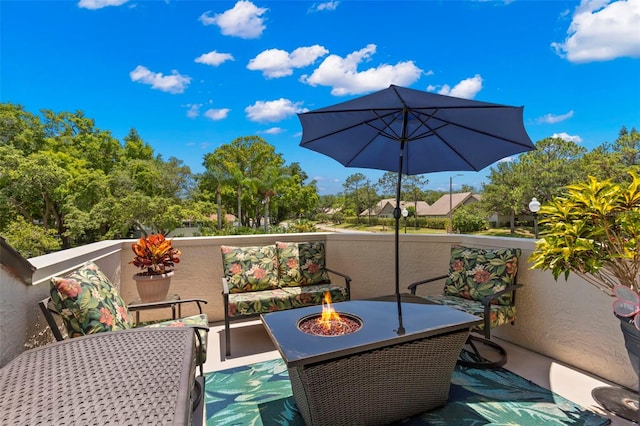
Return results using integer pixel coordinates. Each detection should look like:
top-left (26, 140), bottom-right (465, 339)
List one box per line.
top-left (394, 140), bottom-right (406, 336)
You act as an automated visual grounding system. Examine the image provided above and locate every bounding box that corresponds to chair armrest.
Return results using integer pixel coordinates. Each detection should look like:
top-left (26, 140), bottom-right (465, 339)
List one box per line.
top-left (479, 283), bottom-right (523, 339)
top-left (189, 325), bottom-right (210, 377)
top-left (480, 284), bottom-right (523, 306)
top-left (222, 277), bottom-right (230, 295)
top-left (407, 275), bottom-right (448, 295)
top-left (38, 297), bottom-right (65, 341)
top-left (326, 268), bottom-right (352, 298)
top-left (128, 298), bottom-right (208, 314)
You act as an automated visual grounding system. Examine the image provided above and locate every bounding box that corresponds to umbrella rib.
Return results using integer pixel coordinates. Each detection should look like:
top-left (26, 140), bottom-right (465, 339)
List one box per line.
top-left (369, 109), bottom-right (403, 140)
top-left (416, 106), bottom-right (533, 147)
top-left (343, 110), bottom-right (403, 167)
top-left (300, 110), bottom-right (400, 146)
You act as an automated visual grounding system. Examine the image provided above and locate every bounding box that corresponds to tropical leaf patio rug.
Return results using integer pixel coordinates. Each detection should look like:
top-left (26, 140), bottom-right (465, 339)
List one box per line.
top-left (204, 358), bottom-right (610, 425)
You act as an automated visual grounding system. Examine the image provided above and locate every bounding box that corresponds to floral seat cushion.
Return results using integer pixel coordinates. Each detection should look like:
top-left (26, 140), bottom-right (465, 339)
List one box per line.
top-left (276, 241), bottom-right (330, 287)
top-left (221, 245), bottom-right (279, 293)
top-left (144, 313), bottom-right (208, 364)
top-left (50, 261), bottom-right (134, 337)
top-left (227, 284), bottom-right (348, 318)
top-left (444, 246), bottom-right (521, 306)
top-left (422, 294), bottom-right (517, 332)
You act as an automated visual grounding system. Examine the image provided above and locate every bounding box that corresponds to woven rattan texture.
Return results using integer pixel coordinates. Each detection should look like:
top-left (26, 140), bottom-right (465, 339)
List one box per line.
top-left (0, 328), bottom-right (196, 425)
top-left (289, 329), bottom-right (469, 426)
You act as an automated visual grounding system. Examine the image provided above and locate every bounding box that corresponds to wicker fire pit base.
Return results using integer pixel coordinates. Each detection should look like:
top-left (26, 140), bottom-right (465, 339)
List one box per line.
top-left (287, 329), bottom-right (469, 426)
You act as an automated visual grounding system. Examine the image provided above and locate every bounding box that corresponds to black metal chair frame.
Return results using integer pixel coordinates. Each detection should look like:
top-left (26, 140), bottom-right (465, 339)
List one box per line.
top-left (408, 274), bottom-right (522, 369)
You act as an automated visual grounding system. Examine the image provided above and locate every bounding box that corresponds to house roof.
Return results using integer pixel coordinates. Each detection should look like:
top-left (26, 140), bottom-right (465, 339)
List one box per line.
top-left (424, 192), bottom-right (480, 216)
top-left (209, 213), bottom-right (237, 223)
top-left (360, 198), bottom-right (430, 216)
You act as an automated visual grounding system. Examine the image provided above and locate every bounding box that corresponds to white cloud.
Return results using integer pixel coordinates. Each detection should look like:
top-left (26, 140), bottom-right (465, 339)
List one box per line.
top-left (552, 132), bottom-right (583, 143)
top-left (186, 104), bottom-right (201, 118)
top-left (552, 0), bottom-right (640, 62)
top-left (301, 44), bottom-right (423, 95)
top-left (247, 45), bottom-right (328, 78)
top-left (195, 51), bottom-right (234, 66)
top-left (129, 65), bottom-right (191, 94)
top-left (310, 2), bottom-right (339, 12)
top-left (199, 1), bottom-right (268, 39)
top-left (204, 108), bottom-right (231, 120)
top-left (245, 98), bottom-right (307, 122)
top-left (537, 110), bottom-right (574, 124)
top-left (77, 0), bottom-right (128, 9)
top-left (428, 74), bottom-right (483, 99)
top-left (262, 127), bottom-right (284, 135)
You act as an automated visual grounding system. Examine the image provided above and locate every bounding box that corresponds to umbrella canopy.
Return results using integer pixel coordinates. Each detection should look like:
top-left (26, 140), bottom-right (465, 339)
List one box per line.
top-left (298, 84), bottom-right (536, 333)
top-left (299, 85), bottom-right (535, 174)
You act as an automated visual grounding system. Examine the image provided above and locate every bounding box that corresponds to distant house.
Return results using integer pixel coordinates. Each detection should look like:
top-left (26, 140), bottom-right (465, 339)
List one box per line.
top-left (321, 207), bottom-right (342, 216)
top-left (422, 192), bottom-right (481, 218)
top-left (169, 213), bottom-right (238, 237)
top-left (360, 198), bottom-right (430, 218)
top-left (209, 213), bottom-right (237, 224)
top-left (358, 193), bottom-right (480, 219)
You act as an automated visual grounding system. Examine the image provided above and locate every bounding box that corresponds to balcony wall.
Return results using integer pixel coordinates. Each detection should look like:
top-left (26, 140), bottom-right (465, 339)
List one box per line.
top-left (3, 233), bottom-right (637, 390)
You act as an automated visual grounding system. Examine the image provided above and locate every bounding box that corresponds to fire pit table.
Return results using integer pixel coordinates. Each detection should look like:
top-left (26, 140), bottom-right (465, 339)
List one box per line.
top-left (261, 298), bottom-right (481, 426)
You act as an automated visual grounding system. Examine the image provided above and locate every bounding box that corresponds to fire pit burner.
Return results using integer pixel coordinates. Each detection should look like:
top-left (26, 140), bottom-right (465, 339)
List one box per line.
top-left (297, 313), bottom-right (362, 337)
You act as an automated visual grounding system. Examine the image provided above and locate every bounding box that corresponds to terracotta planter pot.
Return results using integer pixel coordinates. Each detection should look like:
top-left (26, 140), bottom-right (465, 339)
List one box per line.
top-left (133, 271), bottom-right (173, 302)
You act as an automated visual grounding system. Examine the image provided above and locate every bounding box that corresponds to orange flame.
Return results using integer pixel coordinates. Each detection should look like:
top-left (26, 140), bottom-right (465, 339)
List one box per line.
top-left (318, 292), bottom-right (341, 329)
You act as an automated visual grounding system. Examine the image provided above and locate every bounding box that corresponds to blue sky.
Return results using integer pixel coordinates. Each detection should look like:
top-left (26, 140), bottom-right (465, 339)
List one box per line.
top-left (2, 0), bottom-right (639, 195)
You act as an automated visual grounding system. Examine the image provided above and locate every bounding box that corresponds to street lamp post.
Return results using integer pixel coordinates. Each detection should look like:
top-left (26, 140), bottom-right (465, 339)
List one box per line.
top-left (529, 197), bottom-right (541, 239)
top-left (449, 174), bottom-right (462, 233)
top-left (401, 207), bottom-right (408, 234)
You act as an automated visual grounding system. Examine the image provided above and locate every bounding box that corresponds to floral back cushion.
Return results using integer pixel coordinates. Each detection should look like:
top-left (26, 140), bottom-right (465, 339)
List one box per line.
top-left (221, 245), bottom-right (279, 293)
top-left (50, 261), bottom-right (134, 337)
top-left (443, 246), bottom-right (521, 306)
top-left (276, 241), bottom-right (330, 286)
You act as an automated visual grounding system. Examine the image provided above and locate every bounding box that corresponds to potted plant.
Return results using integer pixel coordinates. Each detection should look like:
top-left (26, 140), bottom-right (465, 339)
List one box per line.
top-left (130, 233), bottom-right (181, 302)
top-left (528, 171), bottom-right (640, 380)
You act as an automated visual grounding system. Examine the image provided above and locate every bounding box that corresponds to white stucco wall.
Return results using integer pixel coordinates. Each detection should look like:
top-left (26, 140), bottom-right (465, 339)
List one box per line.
top-left (0, 264), bottom-right (50, 367)
top-left (3, 233), bottom-right (637, 389)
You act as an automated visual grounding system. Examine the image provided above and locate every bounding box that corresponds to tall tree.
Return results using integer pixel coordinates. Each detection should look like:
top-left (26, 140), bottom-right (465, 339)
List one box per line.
top-left (403, 175), bottom-right (428, 228)
top-left (251, 166), bottom-right (290, 232)
top-left (201, 155), bottom-right (229, 230)
top-left (343, 173), bottom-right (366, 223)
top-left (203, 136), bottom-right (284, 227)
top-left (517, 137), bottom-right (587, 203)
top-left (362, 179), bottom-right (379, 225)
top-left (123, 128), bottom-right (154, 160)
top-left (377, 171), bottom-right (399, 198)
top-left (277, 163), bottom-right (319, 222)
top-left (481, 161), bottom-right (525, 233)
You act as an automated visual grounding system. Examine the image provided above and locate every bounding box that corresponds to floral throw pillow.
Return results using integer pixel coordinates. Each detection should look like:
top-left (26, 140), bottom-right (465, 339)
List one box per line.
top-left (50, 261), bottom-right (134, 337)
top-left (276, 241), bottom-right (330, 286)
top-left (443, 246), bottom-right (521, 306)
top-left (221, 245), bottom-right (279, 293)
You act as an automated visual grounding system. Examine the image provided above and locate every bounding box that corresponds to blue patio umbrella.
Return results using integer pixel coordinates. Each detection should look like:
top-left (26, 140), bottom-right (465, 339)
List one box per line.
top-left (298, 84), bottom-right (535, 333)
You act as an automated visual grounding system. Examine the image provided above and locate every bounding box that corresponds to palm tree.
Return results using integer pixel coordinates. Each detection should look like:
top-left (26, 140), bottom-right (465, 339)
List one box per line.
top-left (252, 166), bottom-right (290, 232)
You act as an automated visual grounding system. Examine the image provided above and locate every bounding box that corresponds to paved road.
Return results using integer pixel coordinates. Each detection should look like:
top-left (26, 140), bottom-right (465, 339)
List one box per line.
top-left (315, 224), bottom-right (373, 234)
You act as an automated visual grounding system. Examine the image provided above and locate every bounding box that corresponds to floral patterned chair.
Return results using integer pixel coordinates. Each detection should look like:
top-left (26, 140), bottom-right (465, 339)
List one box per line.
top-left (408, 245), bottom-right (522, 368)
top-left (39, 261), bottom-right (209, 375)
top-left (221, 241), bottom-right (351, 357)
